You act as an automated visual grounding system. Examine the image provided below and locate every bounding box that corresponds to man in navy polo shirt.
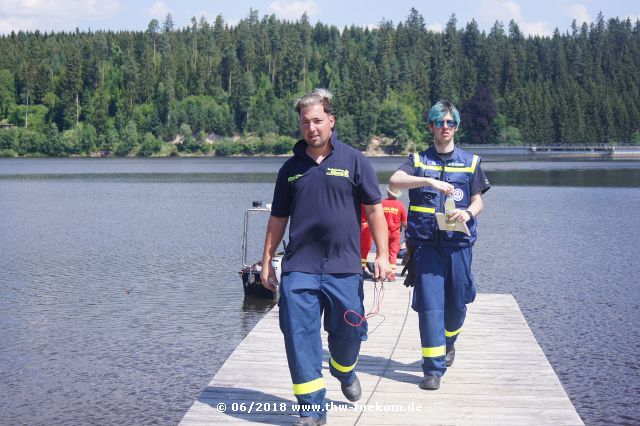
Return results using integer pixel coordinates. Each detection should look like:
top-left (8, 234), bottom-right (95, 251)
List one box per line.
top-left (261, 88), bottom-right (391, 426)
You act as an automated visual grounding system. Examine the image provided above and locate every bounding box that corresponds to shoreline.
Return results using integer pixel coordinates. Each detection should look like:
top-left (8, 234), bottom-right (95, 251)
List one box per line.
top-left (2, 145), bottom-right (639, 159)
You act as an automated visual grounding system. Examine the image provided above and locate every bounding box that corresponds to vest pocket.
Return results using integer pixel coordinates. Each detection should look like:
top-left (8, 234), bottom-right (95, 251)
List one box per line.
top-left (407, 210), bottom-right (436, 241)
top-left (445, 174), bottom-right (470, 207)
top-left (445, 173), bottom-right (470, 184)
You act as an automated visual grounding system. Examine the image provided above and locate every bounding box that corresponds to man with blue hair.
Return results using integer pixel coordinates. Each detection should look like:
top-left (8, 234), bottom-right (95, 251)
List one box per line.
top-left (389, 100), bottom-right (490, 390)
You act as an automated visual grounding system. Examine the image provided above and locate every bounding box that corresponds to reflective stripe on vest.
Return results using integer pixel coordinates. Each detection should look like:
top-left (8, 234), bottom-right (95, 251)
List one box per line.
top-left (413, 152), bottom-right (479, 174)
top-left (409, 205), bottom-right (436, 214)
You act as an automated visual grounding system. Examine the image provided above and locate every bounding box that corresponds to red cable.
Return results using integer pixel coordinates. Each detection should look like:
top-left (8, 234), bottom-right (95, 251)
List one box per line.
top-left (344, 281), bottom-right (385, 327)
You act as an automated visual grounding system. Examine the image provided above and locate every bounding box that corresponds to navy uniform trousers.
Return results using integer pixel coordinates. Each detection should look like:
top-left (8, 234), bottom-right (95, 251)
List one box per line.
top-left (412, 245), bottom-right (476, 377)
top-left (279, 271), bottom-right (367, 419)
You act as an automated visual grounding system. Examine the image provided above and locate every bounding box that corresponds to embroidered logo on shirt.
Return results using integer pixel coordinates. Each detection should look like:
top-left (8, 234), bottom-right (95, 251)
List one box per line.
top-left (288, 174), bottom-right (304, 183)
top-left (453, 188), bottom-right (464, 201)
top-left (326, 168), bottom-right (349, 178)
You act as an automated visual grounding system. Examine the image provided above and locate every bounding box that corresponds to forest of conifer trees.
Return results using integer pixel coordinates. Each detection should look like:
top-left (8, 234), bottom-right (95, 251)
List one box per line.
top-left (0, 8), bottom-right (639, 156)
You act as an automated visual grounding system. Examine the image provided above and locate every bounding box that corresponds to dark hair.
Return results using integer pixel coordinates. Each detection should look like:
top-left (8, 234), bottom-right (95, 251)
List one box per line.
top-left (295, 88), bottom-right (334, 115)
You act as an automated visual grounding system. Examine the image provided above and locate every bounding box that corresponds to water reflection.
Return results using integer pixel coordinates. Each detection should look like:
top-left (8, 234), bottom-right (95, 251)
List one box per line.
top-left (240, 296), bottom-right (276, 336)
top-left (242, 296), bottom-right (276, 314)
top-left (3, 168), bottom-right (639, 187)
top-left (0, 172), bottom-right (279, 183)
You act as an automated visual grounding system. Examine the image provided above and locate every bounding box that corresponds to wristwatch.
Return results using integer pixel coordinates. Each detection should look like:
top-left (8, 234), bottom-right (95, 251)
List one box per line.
top-left (465, 210), bottom-right (474, 220)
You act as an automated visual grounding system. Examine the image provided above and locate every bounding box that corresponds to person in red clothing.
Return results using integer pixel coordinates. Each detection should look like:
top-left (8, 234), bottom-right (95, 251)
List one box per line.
top-left (360, 188), bottom-right (407, 279)
top-left (360, 205), bottom-right (372, 273)
top-left (382, 186), bottom-right (407, 276)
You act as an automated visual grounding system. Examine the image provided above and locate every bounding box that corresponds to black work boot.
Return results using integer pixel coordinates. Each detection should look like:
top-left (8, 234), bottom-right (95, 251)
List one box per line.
top-left (419, 374), bottom-right (441, 390)
top-left (341, 375), bottom-right (362, 402)
top-left (445, 344), bottom-right (456, 367)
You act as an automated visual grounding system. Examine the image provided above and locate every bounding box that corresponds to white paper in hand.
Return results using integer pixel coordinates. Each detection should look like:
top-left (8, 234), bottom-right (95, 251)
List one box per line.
top-left (436, 196), bottom-right (470, 236)
top-left (435, 213), bottom-right (470, 236)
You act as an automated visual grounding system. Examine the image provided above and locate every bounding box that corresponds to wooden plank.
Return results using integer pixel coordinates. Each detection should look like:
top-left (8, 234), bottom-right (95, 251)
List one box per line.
top-left (181, 284), bottom-right (583, 425)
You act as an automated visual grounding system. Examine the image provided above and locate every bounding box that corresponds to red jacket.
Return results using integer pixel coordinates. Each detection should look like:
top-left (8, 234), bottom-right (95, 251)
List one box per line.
top-left (382, 198), bottom-right (407, 235)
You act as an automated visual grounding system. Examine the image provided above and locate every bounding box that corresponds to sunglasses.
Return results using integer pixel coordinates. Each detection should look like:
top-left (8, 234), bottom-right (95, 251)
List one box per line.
top-left (433, 120), bottom-right (458, 128)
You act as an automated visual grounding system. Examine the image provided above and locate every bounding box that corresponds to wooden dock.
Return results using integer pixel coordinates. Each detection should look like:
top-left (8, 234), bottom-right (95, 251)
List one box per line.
top-left (181, 284), bottom-right (584, 425)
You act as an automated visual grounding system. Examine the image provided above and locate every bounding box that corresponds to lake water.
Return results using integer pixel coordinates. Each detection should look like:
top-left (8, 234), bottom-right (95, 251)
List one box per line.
top-left (1, 156), bottom-right (639, 425)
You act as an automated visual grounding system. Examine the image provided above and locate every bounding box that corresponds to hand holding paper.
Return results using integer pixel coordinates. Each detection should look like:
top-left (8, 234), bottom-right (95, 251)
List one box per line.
top-left (436, 196), bottom-right (471, 236)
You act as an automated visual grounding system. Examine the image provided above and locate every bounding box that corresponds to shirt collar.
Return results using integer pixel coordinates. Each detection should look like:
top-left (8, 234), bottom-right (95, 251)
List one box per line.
top-left (293, 130), bottom-right (339, 160)
top-left (427, 145), bottom-right (457, 162)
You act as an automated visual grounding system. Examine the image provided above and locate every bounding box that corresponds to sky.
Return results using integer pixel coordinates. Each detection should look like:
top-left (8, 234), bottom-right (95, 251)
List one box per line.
top-left (0, 0), bottom-right (638, 37)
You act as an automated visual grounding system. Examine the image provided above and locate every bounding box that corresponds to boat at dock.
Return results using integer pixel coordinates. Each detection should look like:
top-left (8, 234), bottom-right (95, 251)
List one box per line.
top-left (239, 201), bottom-right (281, 299)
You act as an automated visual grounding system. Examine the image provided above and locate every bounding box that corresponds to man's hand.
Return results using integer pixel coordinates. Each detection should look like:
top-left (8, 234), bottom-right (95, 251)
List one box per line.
top-left (428, 178), bottom-right (455, 195)
top-left (260, 215), bottom-right (288, 291)
top-left (260, 260), bottom-right (279, 291)
top-left (373, 256), bottom-right (393, 282)
top-left (447, 209), bottom-right (472, 223)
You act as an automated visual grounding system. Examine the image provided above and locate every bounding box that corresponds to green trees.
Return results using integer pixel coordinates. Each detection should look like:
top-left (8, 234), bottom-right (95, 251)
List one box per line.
top-left (169, 95), bottom-right (233, 136)
top-left (377, 92), bottom-right (423, 152)
top-left (0, 10), bottom-right (638, 157)
top-left (0, 69), bottom-right (15, 118)
top-left (115, 120), bottom-right (139, 156)
top-left (460, 86), bottom-right (498, 144)
top-left (10, 104), bottom-right (48, 131)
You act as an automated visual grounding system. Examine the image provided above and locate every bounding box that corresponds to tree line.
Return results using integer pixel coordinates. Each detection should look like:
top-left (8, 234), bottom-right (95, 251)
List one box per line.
top-left (0, 8), bottom-right (639, 157)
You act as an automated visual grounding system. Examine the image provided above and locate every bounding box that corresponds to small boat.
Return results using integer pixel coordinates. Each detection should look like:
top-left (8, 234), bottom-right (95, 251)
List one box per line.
top-left (239, 201), bottom-right (282, 299)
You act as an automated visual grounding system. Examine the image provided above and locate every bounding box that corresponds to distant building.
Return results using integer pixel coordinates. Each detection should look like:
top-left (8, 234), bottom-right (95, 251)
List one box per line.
top-left (0, 123), bottom-right (15, 129)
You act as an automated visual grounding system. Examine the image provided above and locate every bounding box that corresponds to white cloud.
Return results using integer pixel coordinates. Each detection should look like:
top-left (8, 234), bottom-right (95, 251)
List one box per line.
top-left (0, 16), bottom-right (38, 34)
top-left (520, 21), bottom-right (553, 37)
top-left (565, 4), bottom-right (591, 25)
top-left (476, 0), bottom-right (553, 36)
top-left (192, 10), bottom-right (216, 24)
top-left (0, 0), bottom-right (121, 33)
top-left (477, 0), bottom-right (522, 25)
top-left (269, 0), bottom-right (318, 20)
top-left (182, 11), bottom-right (239, 29)
top-left (427, 22), bottom-right (444, 33)
top-left (148, 1), bottom-right (171, 20)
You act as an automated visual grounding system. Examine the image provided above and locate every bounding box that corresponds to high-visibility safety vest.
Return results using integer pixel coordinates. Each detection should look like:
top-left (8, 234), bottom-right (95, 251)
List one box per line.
top-left (406, 146), bottom-right (480, 247)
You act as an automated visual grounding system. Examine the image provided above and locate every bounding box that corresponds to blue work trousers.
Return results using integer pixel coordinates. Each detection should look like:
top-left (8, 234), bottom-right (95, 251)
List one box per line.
top-left (412, 246), bottom-right (476, 377)
top-left (279, 272), bottom-right (367, 418)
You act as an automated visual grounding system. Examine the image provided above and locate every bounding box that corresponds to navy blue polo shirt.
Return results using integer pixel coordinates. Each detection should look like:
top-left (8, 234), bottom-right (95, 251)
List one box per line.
top-left (271, 131), bottom-right (381, 274)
